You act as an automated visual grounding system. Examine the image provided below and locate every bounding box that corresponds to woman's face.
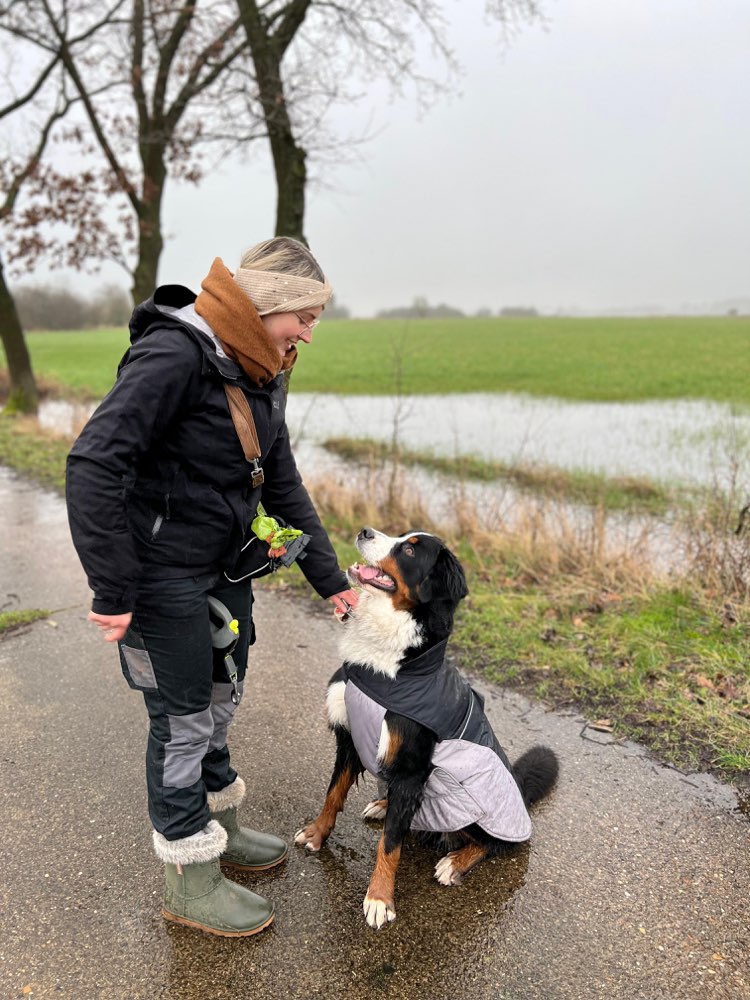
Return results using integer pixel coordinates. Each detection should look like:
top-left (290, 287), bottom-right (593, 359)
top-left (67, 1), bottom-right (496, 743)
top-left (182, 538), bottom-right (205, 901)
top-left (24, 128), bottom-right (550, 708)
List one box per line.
top-left (262, 306), bottom-right (323, 362)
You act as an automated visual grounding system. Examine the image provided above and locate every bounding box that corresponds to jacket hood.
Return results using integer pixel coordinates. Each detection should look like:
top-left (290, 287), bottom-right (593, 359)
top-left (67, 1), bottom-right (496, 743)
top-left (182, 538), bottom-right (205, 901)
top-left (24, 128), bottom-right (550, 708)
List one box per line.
top-left (128, 284), bottom-right (271, 386)
top-left (129, 285), bottom-right (197, 345)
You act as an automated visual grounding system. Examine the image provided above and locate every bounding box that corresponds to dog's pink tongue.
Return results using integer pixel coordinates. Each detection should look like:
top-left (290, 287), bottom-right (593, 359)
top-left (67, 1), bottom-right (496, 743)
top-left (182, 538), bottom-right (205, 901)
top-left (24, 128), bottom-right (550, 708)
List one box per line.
top-left (355, 564), bottom-right (382, 581)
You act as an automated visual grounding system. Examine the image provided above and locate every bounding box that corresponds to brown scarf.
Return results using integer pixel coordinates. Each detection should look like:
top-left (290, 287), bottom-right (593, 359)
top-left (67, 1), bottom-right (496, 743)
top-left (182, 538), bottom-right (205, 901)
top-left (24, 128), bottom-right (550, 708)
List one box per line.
top-left (194, 257), bottom-right (297, 387)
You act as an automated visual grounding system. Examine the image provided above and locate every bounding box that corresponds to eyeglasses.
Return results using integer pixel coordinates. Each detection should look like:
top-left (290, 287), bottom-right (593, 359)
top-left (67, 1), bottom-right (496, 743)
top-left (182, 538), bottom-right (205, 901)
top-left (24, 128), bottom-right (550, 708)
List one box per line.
top-left (294, 311), bottom-right (321, 333)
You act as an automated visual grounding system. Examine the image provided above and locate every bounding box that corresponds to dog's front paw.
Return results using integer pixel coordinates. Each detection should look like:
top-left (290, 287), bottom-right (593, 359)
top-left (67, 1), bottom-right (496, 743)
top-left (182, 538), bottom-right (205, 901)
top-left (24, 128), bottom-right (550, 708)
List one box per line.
top-left (363, 893), bottom-right (396, 929)
top-left (294, 822), bottom-right (328, 852)
top-left (361, 798), bottom-right (387, 822)
top-left (434, 853), bottom-right (463, 886)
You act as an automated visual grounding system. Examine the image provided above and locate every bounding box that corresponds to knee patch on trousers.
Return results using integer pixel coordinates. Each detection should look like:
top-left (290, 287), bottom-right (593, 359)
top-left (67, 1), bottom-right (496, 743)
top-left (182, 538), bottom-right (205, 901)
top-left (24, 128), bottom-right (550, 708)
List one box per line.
top-left (163, 708), bottom-right (214, 789)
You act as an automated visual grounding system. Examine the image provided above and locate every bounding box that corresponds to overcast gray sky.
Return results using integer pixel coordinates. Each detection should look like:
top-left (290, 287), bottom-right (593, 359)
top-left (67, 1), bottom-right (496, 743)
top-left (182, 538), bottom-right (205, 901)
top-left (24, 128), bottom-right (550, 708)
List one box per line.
top-left (80, 0), bottom-right (750, 316)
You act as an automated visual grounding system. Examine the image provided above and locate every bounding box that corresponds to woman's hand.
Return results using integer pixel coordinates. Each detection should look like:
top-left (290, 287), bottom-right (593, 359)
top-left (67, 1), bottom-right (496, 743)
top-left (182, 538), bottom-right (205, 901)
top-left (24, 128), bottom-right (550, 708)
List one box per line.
top-left (328, 589), bottom-right (359, 620)
top-left (88, 611), bottom-right (132, 643)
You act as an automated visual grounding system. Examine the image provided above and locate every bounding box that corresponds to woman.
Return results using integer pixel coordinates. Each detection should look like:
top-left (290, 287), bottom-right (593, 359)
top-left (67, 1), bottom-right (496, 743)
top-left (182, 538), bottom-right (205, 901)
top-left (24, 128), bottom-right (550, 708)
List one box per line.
top-left (66, 237), bottom-right (358, 937)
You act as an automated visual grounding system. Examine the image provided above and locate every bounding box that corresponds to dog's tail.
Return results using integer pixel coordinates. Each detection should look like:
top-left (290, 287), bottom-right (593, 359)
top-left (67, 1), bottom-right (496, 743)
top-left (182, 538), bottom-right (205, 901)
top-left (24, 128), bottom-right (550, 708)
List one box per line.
top-left (512, 745), bottom-right (559, 808)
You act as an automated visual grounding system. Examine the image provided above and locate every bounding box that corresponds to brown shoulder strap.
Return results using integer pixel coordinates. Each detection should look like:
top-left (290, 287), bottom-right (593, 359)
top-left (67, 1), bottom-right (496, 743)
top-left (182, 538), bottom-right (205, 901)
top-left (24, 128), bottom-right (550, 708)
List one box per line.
top-left (224, 384), bottom-right (265, 487)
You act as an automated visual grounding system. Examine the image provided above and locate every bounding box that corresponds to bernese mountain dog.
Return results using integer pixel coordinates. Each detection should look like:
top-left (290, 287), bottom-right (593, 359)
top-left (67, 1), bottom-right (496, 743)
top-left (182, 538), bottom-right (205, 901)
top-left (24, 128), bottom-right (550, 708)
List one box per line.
top-left (295, 527), bottom-right (559, 930)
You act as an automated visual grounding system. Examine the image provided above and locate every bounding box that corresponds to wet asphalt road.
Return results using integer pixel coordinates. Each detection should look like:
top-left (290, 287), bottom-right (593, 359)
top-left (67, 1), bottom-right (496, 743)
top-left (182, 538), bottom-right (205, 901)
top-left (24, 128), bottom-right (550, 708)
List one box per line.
top-left (1, 467), bottom-right (749, 1000)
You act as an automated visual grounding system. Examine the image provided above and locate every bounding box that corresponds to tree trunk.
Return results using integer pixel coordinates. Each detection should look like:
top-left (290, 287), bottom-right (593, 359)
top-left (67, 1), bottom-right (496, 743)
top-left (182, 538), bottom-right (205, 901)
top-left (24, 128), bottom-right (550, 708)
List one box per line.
top-left (0, 253), bottom-right (38, 414)
top-left (131, 163), bottom-right (166, 305)
top-left (236, 2), bottom-right (309, 243)
top-left (272, 128), bottom-right (307, 241)
top-left (131, 200), bottom-right (164, 305)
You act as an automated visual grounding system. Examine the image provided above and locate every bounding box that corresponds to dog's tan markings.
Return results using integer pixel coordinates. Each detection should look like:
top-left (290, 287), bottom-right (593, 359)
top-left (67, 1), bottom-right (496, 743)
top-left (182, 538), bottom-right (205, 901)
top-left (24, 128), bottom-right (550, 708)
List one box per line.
top-left (382, 731), bottom-right (402, 766)
top-left (294, 768), bottom-right (357, 851)
top-left (434, 842), bottom-right (491, 886)
top-left (379, 554), bottom-right (417, 611)
top-left (363, 834), bottom-right (401, 928)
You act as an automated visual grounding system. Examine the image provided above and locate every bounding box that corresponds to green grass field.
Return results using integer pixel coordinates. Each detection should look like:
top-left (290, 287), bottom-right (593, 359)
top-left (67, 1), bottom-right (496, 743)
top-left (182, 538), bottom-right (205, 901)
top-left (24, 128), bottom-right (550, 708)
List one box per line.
top-left (7, 315), bottom-right (750, 402)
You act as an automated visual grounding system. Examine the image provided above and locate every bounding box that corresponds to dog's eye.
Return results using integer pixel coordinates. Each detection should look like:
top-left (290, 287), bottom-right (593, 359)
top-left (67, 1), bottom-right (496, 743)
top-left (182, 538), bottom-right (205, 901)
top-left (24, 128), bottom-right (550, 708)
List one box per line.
top-left (402, 544), bottom-right (415, 556)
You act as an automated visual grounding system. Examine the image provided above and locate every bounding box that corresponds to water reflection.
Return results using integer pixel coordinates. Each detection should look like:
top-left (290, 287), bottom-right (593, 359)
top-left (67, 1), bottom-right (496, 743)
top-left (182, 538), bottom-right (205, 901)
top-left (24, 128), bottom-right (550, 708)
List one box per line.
top-left (161, 832), bottom-right (529, 1000)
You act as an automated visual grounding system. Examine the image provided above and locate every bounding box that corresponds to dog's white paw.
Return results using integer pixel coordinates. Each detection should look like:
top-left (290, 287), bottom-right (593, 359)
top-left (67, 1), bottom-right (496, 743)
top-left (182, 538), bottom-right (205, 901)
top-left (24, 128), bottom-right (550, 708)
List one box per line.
top-left (435, 853), bottom-right (463, 886)
top-left (361, 799), bottom-right (387, 821)
top-left (294, 825), bottom-right (323, 851)
top-left (363, 894), bottom-right (396, 929)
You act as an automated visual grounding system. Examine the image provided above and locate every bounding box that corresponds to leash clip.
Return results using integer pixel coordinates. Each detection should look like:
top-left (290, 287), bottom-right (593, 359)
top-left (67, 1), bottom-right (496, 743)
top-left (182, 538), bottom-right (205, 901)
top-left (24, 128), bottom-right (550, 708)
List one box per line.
top-left (337, 600), bottom-right (354, 623)
top-left (250, 460), bottom-right (264, 489)
top-left (225, 655), bottom-right (241, 705)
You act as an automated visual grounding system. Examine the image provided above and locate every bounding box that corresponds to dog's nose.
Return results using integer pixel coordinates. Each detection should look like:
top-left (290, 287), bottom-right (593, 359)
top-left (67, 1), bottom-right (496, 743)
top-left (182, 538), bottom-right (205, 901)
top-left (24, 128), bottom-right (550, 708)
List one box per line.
top-left (358, 527), bottom-right (376, 541)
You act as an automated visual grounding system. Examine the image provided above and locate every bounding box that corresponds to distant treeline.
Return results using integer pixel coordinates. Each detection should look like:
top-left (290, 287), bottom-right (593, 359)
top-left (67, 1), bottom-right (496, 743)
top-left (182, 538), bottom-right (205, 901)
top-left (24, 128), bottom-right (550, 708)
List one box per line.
top-left (13, 284), bottom-right (133, 331)
top-left (12, 284), bottom-right (353, 330)
top-left (376, 297), bottom-right (538, 319)
top-left (12, 285), bottom-right (543, 330)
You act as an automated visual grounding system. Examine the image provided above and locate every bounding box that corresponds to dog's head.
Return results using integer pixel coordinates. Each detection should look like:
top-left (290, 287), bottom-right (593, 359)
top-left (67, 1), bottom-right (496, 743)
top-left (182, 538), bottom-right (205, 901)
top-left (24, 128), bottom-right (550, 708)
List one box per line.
top-left (348, 527), bottom-right (468, 614)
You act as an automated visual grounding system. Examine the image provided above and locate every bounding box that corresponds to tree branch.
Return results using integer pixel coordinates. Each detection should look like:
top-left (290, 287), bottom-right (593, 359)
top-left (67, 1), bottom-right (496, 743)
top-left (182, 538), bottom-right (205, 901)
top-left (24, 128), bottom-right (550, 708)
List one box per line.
top-left (0, 53), bottom-right (59, 118)
top-left (37, 0), bottom-right (139, 208)
top-left (131, 0), bottom-right (149, 139)
top-left (151, 0), bottom-right (196, 122)
top-left (272, 0), bottom-right (313, 57)
top-left (164, 20), bottom-right (249, 133)
top-left (1, 95), bottom-right (73, 219)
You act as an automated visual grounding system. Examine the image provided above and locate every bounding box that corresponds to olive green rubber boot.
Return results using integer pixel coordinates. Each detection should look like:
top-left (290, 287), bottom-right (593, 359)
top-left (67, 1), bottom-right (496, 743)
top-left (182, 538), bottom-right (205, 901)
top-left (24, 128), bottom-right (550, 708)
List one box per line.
top-left (208, 777), bottom-right (288, 873)
top-left (162, 857), bottom-right (274, 937)
top-left (212, 805), bottom-right (288, 872)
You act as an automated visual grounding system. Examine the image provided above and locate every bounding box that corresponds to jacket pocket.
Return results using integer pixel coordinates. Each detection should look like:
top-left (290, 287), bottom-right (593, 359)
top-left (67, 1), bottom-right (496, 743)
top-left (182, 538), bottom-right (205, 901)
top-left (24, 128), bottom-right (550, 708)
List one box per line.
top-left (128, 476), bottom-right (235, 568)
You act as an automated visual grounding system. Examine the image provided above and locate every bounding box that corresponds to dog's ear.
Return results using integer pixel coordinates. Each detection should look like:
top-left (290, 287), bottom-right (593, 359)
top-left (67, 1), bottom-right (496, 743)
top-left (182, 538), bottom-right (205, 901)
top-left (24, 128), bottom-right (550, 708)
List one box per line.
top-left (418, 546), bottom-right (468, 605)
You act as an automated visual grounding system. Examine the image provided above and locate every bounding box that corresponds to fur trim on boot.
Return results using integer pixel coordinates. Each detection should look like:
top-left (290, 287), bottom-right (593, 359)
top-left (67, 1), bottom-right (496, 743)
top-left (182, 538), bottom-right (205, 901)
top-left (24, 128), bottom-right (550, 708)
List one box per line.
top-left (206, 776), bottom-right (246, 813)
top-left (153, 819), bottom-right (228, 865)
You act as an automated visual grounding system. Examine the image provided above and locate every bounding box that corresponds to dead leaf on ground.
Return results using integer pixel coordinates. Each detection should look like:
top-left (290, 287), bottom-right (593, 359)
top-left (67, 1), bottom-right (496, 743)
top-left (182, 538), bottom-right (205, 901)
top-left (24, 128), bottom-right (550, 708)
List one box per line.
top-left (590, 719), bottom-right (615, 733)
top-left (695, 675), bottom-right (716, 691)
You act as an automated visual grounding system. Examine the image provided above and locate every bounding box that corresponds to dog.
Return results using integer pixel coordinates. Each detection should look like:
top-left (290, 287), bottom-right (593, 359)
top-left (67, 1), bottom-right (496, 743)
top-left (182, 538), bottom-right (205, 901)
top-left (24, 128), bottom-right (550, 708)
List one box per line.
top-left (295, 527), bottom-right (559, 929)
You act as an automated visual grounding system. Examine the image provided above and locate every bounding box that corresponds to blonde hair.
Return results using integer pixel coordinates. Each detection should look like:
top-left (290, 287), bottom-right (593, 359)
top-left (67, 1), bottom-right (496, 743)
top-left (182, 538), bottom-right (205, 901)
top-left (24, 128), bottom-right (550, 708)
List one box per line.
top-left (238, 237), bottom-right (326, 283)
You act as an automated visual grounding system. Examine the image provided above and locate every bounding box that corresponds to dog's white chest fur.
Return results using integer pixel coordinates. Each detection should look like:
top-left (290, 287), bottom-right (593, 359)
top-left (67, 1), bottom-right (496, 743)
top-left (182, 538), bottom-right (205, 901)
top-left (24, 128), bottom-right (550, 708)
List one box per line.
top-left (338, 593), bottom-right (423, 677)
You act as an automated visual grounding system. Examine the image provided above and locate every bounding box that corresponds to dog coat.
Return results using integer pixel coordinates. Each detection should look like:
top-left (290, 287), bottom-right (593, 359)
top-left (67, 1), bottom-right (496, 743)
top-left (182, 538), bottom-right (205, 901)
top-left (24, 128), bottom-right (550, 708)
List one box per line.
top-left (342, 640), bottom-right (532, 842)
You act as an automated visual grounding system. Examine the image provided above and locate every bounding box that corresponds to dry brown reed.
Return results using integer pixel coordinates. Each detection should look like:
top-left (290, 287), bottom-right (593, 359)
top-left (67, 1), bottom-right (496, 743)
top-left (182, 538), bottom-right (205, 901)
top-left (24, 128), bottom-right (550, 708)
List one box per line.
top-left (307, 460), bottom-right (659, 597)
top-left (677, 467), bottom-right (750, 600)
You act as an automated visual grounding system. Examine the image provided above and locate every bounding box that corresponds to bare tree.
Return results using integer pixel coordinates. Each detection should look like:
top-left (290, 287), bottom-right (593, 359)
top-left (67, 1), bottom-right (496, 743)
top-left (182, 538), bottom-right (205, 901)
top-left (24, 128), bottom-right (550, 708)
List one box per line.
top-left (1, 0), bottom-right (542, 354)
top-left (1, 0), bottom-right (264, 303)
top-left (0, 41), bottom-right (73, 412)
top-left (235, 0), bottom-right (543, 244)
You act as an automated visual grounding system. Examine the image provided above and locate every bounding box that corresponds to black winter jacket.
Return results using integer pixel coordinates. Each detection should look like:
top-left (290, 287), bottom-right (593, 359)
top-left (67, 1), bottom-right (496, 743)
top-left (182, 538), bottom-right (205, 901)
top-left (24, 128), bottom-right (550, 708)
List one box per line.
top-left (66, 284), bottom-right (348, 615)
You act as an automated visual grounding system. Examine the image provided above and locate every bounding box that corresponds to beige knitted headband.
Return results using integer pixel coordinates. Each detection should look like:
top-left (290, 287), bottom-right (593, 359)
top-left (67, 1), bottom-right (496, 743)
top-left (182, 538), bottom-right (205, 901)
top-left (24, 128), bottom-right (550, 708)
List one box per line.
top-left (233, 268), bottom-right (332, 316)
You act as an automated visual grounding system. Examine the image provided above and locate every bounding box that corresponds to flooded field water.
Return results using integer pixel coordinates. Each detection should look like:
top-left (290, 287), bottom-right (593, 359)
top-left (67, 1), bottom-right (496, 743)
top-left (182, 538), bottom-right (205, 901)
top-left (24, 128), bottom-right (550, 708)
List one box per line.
top-left (25, 391), bottom-right (749, 576)
top-left (38, 391), bottom-right (750, 491)
top-left (286, 393), bottom-right (750, 490)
